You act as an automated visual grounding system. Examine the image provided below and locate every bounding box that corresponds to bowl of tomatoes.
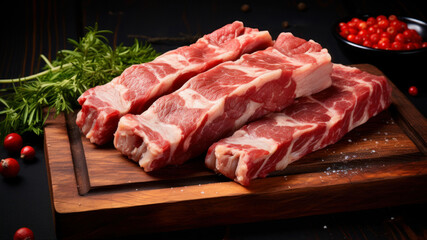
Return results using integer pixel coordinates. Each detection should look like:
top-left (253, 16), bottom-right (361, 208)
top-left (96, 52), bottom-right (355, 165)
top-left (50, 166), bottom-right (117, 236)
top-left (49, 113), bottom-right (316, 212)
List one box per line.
top-left (333, 14), bottom-right (427, 60)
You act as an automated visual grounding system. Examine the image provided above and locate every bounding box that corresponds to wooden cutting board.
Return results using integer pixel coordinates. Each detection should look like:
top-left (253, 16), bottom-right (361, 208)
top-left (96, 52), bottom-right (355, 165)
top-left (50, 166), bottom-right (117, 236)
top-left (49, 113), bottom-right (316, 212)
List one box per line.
top-left (44, 64), bottom-right (427, 240)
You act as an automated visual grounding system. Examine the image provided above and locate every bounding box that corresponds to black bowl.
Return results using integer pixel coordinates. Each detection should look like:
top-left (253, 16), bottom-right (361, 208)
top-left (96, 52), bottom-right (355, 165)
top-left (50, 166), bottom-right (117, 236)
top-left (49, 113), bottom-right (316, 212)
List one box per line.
top-left (332, 15), bottom-right (427, 60)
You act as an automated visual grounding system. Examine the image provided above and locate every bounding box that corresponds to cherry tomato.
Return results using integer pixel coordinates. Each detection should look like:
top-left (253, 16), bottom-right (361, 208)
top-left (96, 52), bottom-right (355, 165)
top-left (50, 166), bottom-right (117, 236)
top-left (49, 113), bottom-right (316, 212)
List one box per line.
top-left (408, 86), bottom-right (418, 96)
top-left (376, 15), bottom-right (387, 22)
top-left (386, 26), bottom-right (397, 38)
top-left (368, 26), bottom-right (377, 33)
top-left (391, 41), bottom-right (403, 50)
top-left (405, 42), bottom-right (416, 50)
top-left (354, 35), bottom-right (363, 44)
top-left (348, 27), bottom-right (358, 34)
top-left (388, 15), bottom-right (397, 21)
top-left (338, 14), bottom-right (424, 51)
top-left (378, 19), bottom-right (390, 29)
top-left (14, 227), bottom-right (34, 240)
top-left (370, 33), bottom-right (381, 44)
top-left (366, 17), bottom-right (376, 26)
top-left (395, 33), bottom-right (405, 43)
top-left (348, 21), bottom-right (357, 28)
top-left (347, 34), bottom-right (357, 43)
top-left (362, 40), bottom-right (372, 47)
top-left (378, 40), bottom-right (390, 49)
top-left (4, 133), bottom-right (23, 153)
top-left (0, 158), bottom-right (20, 178)
top-left (358, 21), bottom-right (368, 30)
top-left (403, 29), bottom-right (413, 40)
top-left (21, 146), bottom-right (36, 161)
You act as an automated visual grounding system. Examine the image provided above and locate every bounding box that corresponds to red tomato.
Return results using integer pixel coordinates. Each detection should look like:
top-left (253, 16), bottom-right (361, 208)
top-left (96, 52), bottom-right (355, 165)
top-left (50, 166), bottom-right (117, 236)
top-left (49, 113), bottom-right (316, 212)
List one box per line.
top-left (348, 27), bottom-right (358, 34)
top-left (378, 40), bottom-right (390, 49)
top-left (354, 35), bottom-right (363, 44)
top-left (408, 86), bottom-right (418, 96)
top-left (388, 15), bottom-right (397, 21)
top-left (338, 14), bottom-right (424, 51)
top-left (358, 29), bottom-right (369, 38)
top-left (391, 41), bottom-right (403, 50)
top-left (380, 32), bottom-right (391, 41)
top-left (351, 17), bottom-right (360, 23)
top-left (358, 21), bottom-right (368, 30)
top-left (378, 19), bottom-right (389, 29)
top-left (376, 15), bottom-right (387, 22)
top-left (366, 17), bottom-right (376, 26)
top-left (395, 21), bottom-right (407, 33)
top-left (403, 29), bottom-right (413, 40)
top-left (368, 26), bottom-right (377, 33)
top-left (386, 26), bottom-right (397, 38)
top-left (348, 21), bottom-right (357, 28)
top-left (347, 34), bottom-right (357, 43)
top-left (395, 33), bottom-right (405, 43)
top-left (405, 42), bottom-right (415, 50)
top-left (370, 33), bottom-right (380, 44)
top-left (362, 40), bottom-right (372, 47)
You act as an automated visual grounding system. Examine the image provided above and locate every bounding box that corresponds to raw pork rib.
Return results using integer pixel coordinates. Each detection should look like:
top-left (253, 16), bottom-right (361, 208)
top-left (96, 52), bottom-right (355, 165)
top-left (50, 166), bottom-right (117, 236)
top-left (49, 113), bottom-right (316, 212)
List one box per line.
top-left (114, 32), bottom-right (333, 171)
top-left (206, 64), bottom-right (392, 186)
top-left (76, 21), bottom-right (273, 145)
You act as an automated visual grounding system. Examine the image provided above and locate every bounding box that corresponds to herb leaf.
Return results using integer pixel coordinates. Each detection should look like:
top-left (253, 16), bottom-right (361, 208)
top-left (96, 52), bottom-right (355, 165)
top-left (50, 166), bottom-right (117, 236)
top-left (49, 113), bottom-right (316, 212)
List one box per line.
top-left (0, 24), bottom-right (159, 138)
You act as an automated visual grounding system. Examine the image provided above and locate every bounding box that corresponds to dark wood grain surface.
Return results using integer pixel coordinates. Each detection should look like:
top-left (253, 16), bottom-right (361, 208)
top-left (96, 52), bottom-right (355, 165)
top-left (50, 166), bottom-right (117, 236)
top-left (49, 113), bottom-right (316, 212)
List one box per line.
top-left (1, 1), bottom-right (427, 239)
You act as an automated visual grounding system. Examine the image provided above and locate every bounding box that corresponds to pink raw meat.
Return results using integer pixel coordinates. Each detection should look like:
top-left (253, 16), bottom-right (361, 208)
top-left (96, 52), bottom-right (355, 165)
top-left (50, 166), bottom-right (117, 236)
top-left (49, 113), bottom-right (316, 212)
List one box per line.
top-left (76, 21), bottom-right (273, 145)
top-left (205, 64), bottom-right (392, 186)
top-left (114, 32), bottom-right (332, 172)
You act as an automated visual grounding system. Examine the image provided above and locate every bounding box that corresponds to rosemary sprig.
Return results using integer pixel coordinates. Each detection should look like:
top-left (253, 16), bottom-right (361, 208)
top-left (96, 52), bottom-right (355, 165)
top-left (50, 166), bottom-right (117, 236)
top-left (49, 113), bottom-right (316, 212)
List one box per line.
top-left (0, 24), bottom-right (159, 138)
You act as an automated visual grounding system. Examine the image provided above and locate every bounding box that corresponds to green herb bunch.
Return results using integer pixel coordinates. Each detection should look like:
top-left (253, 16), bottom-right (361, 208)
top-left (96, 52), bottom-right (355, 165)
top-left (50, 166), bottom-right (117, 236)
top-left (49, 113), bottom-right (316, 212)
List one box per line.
top-left (0, 24), bottom-right (159, 138)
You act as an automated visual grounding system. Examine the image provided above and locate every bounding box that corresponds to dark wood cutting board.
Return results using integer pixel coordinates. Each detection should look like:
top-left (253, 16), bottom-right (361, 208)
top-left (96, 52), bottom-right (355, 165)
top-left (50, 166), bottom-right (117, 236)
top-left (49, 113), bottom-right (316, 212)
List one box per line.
top-left (44, 64), bottom-right (427, 240)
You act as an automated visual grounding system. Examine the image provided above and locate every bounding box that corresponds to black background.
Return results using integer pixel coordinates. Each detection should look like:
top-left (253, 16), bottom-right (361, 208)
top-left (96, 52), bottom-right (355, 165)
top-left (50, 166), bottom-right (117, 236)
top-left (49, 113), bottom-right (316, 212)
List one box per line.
top-left (1, 0), bottom-right (426, 239)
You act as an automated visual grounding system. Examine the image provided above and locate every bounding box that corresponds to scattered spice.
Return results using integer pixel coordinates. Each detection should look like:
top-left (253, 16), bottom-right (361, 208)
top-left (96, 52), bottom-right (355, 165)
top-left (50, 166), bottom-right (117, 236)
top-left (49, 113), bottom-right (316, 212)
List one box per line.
top-left (241, 4), bottom-right (250, 12)
top-left (281, 20), bottom-right (290, 29)
top-left (297, 2), bottom-right (307, 11)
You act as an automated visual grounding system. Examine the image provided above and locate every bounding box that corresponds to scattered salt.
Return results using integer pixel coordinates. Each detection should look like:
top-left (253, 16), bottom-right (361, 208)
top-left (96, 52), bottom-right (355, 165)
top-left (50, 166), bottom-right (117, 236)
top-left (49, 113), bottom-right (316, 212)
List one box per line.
top-left (385, 138), bottom-right (389, 142)
top-left (201, 191), bottom-right (205, 194)
top-left (347, 139), bottom-right (352, 143)
top-left (371, 150), bottom-right (376, 153)
top-left (390, 217), bottom-right (395, 220)
top-left (384, 132), bottom-right (388, 135)
top-left (323, 225), bottom-right (328, 229)
top-left (344, 155), bottom-right (349, 160)
top-left (180, 189), bottom-right (184, 192)
top-left (363, 138), bottom-right (367, 141)
top-left (375, 141), bottom-right (379, 144)
top-left (392, 137), bottom-right (397, 141)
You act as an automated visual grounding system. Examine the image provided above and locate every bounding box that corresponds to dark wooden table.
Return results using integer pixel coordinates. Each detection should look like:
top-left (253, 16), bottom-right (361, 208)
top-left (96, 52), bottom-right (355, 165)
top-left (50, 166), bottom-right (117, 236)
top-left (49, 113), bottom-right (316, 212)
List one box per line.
top-left (1, 0), bottom-right (426, 239)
